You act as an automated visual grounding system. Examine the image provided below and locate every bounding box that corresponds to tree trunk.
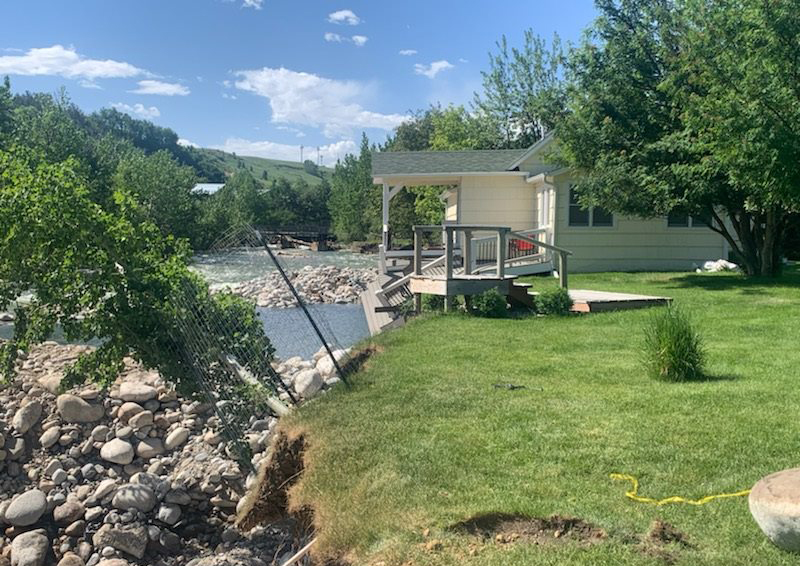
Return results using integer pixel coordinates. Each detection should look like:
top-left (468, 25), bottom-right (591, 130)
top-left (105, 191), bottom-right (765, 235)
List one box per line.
top-left (712, 207), bottom-right (784, 277)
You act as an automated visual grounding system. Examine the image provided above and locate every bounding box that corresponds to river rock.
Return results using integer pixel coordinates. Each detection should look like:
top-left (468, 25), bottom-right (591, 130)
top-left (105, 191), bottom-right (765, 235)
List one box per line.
top-left (112, 484), bottom-right (156, 512)
top-left (117, 403), bottom-right (143, 424)
top-left (12, 400), bottom-right (42, 434)
top-left (56, 553), bottom-right (85, 566)
top-left (294, 369), bottom-right (323, 398)
top-left (164, 427), bottom-right (189, 451)
top-left (100, 439), bottom-right (134, 465)
top-left (10, 528), bottom-right (49, 566)
top-left (96, 561), bottom-right (129, 566)
top-left (5, 489), bottom-right (47, 527)
top-left (118, 383), bottom-right (157, 403)
top-left (135, 438), bottom-right (164, 459)
top-left (128, 410), bottom-right (153, 429)
top-left (39, 427), bottom-right (60, 449)
top-left (156, 503), bottom-right (181, 525)
top-left (56, 395), bottom-right (104, 423)
top-left (53, 501), bottom-right (85, 525)
top-left (93, 524), bottom-right (148, 559)
top-left (750, 467), bottom-right (800, 551)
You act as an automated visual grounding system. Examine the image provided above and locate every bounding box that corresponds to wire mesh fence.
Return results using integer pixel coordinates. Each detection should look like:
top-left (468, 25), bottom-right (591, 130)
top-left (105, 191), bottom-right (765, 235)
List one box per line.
top-left (168, 224), bottom-right (352, 470)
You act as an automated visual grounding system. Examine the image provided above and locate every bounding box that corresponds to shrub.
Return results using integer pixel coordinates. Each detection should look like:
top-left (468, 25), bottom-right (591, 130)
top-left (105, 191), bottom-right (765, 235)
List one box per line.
top-left (642, 305), bottom-right (706, 382)
top-left (422, 294), bottom-right (445, 312)
top-left (535, 288), bottom-right (573, 315)
top-left (470, 289), bottom-right (509, 318)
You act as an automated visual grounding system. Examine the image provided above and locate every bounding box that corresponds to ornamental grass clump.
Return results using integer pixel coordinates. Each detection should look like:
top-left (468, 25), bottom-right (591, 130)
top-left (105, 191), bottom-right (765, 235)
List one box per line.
top-left (642, 304), bottom-right (706, 382)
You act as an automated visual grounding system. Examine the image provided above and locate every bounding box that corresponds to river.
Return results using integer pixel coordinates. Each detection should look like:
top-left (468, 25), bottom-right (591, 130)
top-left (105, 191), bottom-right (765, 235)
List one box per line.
top-left (0, 250), bottom-right (377, 361)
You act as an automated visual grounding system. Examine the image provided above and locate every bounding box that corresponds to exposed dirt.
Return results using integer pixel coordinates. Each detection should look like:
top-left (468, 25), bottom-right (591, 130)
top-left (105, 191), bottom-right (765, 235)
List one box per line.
top-left (639, 520), bottom-right (693, 563)
top-left (236, 429), bottom-right (311, 532)
top-left (450, 513), bottom-right (607, 546)
top-left (339, 344), bottom-right (381, 376)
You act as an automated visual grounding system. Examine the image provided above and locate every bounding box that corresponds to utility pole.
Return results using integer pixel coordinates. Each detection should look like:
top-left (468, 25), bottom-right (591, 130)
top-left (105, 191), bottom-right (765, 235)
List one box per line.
top-left (300, 145), bottom-right (304, 163)
top-left (316, 146), bottom-right (320, 166)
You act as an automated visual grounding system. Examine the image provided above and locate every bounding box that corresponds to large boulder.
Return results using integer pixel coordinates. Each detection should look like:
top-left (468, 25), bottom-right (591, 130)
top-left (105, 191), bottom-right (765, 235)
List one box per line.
top-left (10, 529), bottom-right (49, 566)
top-left (5, 489), bottom-right (47, 527)
top-left (112, 484), bottom-right (157, 513)
top-left (56, 395), bottom-right (104, 423)
top-left (118, 383), bottom-right (157, 403)
top-left (100, 439), bottom-right (134, 465)
top-left (93, 524), bottom-right (148, 559)
top-left (294, 369), bottom-right (323, 399)
top-left (750, 467), bottom-right (800, 551)
top-left (12, 400), bottom-right (42, 434)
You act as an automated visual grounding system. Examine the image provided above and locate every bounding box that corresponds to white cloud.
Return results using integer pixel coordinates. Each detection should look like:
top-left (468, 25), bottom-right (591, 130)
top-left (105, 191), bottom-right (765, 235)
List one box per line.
top-left (327, 9), bottom-right (361, 25)
top-left (242, 0), bottom-right (262, 8)
top-left (111, 102), bottom-right (160, 120)
top-left (324, 32), bottom-right (344, 43)
top-left (178, 138), bottom-right (199, 148)
top-left (130, 79), bottom-right (190, 96)
top-left (351, 35), bottom-right (368, 47)
top-left (0, 44), bottom-right (145, 80)
top-left (233, 67), bottom-right (407, 137)
top-left (413, 60), bottom-right (455, 79)
top-left (222, 92), bottom-right (238, 100)
top-left (459, 58), bottom-right (469, 63)
top-left (78, 79), bottom-right (103, 90)
top-left (398, 49), bottom-right (417, 56)
top-left (214, 138), bottom-right (358, 163)
top-left (324, 33), bottom-right (367, 47)
top-left (277, 125), bottom-right (306, 138)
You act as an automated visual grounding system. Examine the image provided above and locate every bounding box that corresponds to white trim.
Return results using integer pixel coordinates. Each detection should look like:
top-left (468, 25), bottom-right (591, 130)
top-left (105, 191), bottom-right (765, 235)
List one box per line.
top-left (506, 132), bottom-right (556, 170)
top-left (526, 167), bottom-right (571, 186)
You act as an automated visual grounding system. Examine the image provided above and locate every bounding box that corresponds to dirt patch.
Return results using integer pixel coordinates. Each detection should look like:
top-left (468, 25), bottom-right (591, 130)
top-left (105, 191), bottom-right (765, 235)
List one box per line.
top-left (639, 520), bottom-right (693, 563)
top-left (340, 344), bottom-right (381, 376)
top-left (450, 513), bottom-right (606, 546)
top-left (236, 429), bottom-right (311, 532)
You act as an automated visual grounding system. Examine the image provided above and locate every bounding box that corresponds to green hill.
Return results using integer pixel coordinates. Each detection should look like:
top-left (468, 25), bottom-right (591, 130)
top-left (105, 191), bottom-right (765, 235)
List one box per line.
top-left (195, 148), bottom-right (332, 186)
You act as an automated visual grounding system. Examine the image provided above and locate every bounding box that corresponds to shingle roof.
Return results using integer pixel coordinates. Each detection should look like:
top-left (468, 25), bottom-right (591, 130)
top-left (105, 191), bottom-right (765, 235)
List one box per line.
top-left (371, 148), bottom-right (529, 176)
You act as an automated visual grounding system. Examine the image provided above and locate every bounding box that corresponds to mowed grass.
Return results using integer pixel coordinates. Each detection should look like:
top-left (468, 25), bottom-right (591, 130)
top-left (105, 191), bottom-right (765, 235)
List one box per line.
top-left (286, 267), bottom-right (800, 565)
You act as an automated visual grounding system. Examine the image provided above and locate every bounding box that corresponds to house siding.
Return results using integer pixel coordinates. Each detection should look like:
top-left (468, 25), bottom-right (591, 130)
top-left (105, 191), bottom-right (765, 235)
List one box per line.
top-left (457, 175), bottom-right (538, 232)
top-left (552, 175), bottom-right (728, 272)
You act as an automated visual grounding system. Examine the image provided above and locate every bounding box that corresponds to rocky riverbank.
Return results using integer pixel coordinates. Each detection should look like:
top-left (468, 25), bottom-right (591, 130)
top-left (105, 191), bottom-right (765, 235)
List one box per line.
top-left (222, 265), bottom-right (377, 308)
top-left (0, 342), bottom-right (348, 566)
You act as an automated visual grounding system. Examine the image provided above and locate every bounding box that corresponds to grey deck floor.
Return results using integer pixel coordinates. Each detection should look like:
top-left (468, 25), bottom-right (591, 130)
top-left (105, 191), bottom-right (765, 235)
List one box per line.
top-left (566, 289), bottom-right (671, 313)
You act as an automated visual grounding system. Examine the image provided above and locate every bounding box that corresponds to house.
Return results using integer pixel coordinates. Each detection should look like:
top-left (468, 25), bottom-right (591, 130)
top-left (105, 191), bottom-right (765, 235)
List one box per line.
top-left (371, 135), bottom-right (729, 275)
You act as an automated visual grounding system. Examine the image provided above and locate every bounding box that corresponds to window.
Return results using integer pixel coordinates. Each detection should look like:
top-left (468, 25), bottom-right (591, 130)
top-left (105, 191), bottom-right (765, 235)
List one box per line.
top-left (668, 211), bottom-right (708, 228)
top-left (568, 187), bottom-right (614, 227)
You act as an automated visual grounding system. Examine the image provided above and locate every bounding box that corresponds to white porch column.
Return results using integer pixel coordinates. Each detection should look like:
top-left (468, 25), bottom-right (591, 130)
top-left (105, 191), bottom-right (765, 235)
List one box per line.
top-left (382, 183), bottom-right (390, 252)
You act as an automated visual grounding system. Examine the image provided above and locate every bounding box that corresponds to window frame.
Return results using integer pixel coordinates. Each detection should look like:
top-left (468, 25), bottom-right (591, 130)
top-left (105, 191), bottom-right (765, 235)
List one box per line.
top-left (667, 212), bottom-right (709, 229)
top-left (567, 187), bottom-right (615, 228)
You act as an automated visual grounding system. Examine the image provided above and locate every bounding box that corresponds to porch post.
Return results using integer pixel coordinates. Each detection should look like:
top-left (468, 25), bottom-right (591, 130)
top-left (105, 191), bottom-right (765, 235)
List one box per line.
top-left (497, 228), bottom-right (507, 279)
top-left (382, 183), bottom-right (390, 252)
top-left (463, 230), bottom-right (473, 275)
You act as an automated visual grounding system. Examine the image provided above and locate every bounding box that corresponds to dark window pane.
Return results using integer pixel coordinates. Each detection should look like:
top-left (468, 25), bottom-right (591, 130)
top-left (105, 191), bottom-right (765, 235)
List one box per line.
top-left (668, 211), bottom-right (690, 227)
top-left (691, 216), bottom-right (708, 228)
top-left (569, 187), bottom-right (581, 205)
top-left (592, 207), bottom-right (614, 227)
top-left (569, 206), bottom-right (590, 226)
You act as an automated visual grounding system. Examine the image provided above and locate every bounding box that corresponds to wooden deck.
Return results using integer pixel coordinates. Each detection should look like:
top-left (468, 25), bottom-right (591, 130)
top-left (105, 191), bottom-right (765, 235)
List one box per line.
top-left (564, 289), bottom-right (671, 313)
top-left (361, 279), bottom-right (405, 336)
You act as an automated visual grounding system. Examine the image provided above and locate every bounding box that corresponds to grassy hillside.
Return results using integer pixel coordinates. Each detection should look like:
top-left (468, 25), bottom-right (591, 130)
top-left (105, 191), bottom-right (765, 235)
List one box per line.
top-left (196, 148), bottom-right (332, 186)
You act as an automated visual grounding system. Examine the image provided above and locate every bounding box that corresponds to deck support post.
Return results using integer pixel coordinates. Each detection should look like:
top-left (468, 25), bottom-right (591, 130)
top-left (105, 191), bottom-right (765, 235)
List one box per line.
top-left (463, 230), bottom-right (473, 275)
top-left (414, 226), bottom-right (423, 313)
top-left (497, 229), bottom-right (507, 279)
top-left (558, 251), bottom-right (568, 289)
top-left (444, 226), bottom-right (454, 281)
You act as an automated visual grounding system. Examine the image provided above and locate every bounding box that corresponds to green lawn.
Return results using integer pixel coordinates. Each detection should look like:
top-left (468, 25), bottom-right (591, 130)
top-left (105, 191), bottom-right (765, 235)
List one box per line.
top-left (196, 147), bottom-right (331, 186)
top-left (286, 268), bottom-right (800, 565)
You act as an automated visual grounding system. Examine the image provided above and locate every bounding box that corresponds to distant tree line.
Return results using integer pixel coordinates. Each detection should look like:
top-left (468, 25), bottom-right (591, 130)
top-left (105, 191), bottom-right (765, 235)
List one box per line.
top-left (0, 80), bottom-right (332, 251)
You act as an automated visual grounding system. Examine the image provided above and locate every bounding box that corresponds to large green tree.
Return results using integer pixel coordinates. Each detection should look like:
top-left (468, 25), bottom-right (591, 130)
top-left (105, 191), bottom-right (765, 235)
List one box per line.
top-left (557, 0), bottom-right (798, 276)
top-left (0, 146), bottom-right (276, 394)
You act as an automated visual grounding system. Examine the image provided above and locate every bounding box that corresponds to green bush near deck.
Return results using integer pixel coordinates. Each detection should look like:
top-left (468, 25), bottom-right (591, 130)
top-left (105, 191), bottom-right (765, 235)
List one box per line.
top-left (642, 304), bottom-right (706, 382)
top-left (469, 288), bottom-right (508, 318)
top-left (421, 294), bottom-right (445, 312)
top-left (535, 287), bottom-right (573, 315)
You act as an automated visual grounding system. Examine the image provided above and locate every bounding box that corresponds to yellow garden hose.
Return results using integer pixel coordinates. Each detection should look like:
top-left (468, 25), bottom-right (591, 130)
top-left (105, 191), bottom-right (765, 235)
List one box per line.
top-left (610, 473), bottom-right (751, 506)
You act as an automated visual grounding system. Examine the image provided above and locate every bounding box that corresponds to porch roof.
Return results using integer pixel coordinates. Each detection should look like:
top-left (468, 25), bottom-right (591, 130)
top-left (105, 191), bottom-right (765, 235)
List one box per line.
top-left (371, 148), bottom-right (528, 177)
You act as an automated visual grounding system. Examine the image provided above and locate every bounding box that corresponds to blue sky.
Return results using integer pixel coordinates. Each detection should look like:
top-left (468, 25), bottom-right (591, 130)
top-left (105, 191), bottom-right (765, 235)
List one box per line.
top-left (0, 0), bottom-right (597, 163)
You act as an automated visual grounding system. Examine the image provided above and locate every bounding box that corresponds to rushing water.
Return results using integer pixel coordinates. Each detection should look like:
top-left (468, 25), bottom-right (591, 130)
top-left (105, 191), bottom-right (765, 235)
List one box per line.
top-left (0, 250), bottom-right (376, 360)
top-left (192, 249), bottom-right (376, 286)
